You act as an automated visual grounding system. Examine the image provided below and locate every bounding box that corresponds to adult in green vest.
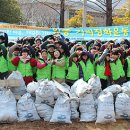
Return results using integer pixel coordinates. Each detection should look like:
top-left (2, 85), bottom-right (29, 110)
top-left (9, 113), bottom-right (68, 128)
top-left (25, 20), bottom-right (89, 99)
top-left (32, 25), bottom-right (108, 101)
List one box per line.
top-left (124, 49), bottom-right (130, 81)
top-left (110, 50), bottom-right (126, 85)
top-left (11, 48), bottom-right (37, 85)
top-left (66, 53), bottom-right (79, 86)
top-left (52, 50), bottom-right (65, 83)
top-left (79, 50), bottom-right (95, 81)
top-left (0, 45), bottom-right (8, 79)
top-left (36, 49), bottom-right (51, 81)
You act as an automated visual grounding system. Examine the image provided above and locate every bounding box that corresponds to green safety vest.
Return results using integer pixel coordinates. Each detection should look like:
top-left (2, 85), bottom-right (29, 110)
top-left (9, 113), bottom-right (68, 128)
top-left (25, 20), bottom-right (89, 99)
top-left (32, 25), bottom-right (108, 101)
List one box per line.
top-left (127, 58), bottom-right (130, 77)
top-left (79, 59), bottom-right (95, 81)
top-left (63, 55), bottom-right (69, 70)
top-left (17, 61), bottom-right (33, 77)
top-left (0, 56), bottom-right (8, 73)
top-left (52, 61), bottom-right (65, 79)
top-left (66, 62), bottom-right (79, 80)
top-left (36, 60), bottom-right (51, 80)
top-left (110, 58), bottom-right (125, 80)
top-left (0, 43), bottom-right (5, 47)
top-left (7, 54), bottom-right (16, 71)
top-left (96, 63), bottom-right (107, 80)
top-left (48, 53), bottom-right (52, 60)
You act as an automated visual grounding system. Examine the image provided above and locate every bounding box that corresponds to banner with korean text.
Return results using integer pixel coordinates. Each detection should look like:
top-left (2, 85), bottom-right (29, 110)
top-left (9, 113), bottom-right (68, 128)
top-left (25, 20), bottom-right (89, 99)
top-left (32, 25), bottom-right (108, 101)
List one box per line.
top-left (0, 24), bottom-right (129, 41)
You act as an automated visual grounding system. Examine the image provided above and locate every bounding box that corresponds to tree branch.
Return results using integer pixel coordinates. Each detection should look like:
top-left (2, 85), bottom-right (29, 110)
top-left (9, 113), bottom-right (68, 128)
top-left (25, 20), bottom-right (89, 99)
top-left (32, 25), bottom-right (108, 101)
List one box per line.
top-left (87, 5), bottom-right (105, 13)
top-left (88, 0), bottom-right (106, 12)
top-left (112, 0), bottom-right (122, 11)
top-left (36, 0), bottom-right (60, 14)
top-left (96, 0), bottom-right (106, 6)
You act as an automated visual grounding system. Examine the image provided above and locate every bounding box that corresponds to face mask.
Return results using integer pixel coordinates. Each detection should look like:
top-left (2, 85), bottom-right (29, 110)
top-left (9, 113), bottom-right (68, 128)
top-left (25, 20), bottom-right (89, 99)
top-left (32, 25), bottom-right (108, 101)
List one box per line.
top-left (110, 58), bottom-right (114, 61)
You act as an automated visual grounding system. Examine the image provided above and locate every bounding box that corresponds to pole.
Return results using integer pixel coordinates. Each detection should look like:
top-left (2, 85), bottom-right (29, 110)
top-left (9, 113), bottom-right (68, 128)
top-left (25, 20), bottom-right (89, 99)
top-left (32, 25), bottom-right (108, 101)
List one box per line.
top-left (32, 0), bottom-right (35, 26)
top-left (82, 0), bottom-right (87, 28)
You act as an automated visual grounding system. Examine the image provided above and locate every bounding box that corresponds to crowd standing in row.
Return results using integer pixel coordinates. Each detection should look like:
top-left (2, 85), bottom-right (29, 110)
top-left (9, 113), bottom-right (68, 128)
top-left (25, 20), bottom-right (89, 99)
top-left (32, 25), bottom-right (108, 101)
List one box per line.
top-left (0, 32), bottom-right (130, 90)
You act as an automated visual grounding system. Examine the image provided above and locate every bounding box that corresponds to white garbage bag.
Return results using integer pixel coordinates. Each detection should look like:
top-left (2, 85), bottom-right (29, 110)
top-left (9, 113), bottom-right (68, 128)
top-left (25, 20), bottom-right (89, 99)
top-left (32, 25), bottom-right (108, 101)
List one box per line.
top-left (17, 93), bottom-right (40, 122)
top-left (50, 94), bottom-right (72, 123)
top-left (35, 103), bottom-right (53, 121)
top-left (70, 79), bottom-right (92, 97)
top-left (96, 92), bottom-right (116, 124)
top-left (61, 82), bottom-right (71, 91)
top-left (27, 81), bottom-right (39, 94)
top-left (88, 75), bottom-right (102, 98)
top-left (122, 81), bottom-right (130, 87)
top-left (103, 84), bottom-right (122, 96)
top-left (70, 96), bottom-right (79, 119)
top-left (54, 80), bottom-right (71, 97)
top-left (115, 93), bottom-right (130, 119)
top-left (0, 89), bottom-right (17, 123)
top-left (35, 80), bottom-right (55, 106)
top-left (79, 93), bottom-right (96, 122)
top-left (122, 81), bottom-right (130, 96)
top-left (7, 71), bottom-right (26, 96)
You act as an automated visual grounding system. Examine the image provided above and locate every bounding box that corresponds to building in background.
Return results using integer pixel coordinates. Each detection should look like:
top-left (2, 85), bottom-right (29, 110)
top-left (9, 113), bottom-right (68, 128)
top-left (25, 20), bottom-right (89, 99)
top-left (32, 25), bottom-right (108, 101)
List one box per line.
top-left (17, 0), bottom-right (126, 27)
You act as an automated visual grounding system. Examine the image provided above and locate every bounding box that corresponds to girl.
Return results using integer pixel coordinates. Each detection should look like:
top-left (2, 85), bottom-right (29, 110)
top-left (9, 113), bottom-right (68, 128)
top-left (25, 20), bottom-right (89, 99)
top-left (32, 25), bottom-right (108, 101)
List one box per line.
top-left (66, 53), bottom-right (79, 86)
top-left (36, 49), bottom-right (51, 81)
top-left (52, 49), bottom-right (65, 83)
top-left (95, 49), bottom-right (110, 90)
top-left (11, 48), bottom-right (37, 85)
top-left (79, 50), bottom-right (95, 82)
top-left (110, 49), bottom-right (126, 85)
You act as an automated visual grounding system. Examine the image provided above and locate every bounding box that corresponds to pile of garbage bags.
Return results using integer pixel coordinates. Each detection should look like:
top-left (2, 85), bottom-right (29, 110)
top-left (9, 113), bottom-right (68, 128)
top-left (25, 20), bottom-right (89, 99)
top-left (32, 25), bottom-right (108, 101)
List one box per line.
top-left (0, 71), bottom-right (130, 124)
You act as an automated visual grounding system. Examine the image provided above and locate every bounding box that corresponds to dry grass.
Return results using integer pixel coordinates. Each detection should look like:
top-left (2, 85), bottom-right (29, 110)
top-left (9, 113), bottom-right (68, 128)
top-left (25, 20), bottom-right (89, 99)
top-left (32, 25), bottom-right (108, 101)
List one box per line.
top-left (0, 120), bottom-right (130, 130)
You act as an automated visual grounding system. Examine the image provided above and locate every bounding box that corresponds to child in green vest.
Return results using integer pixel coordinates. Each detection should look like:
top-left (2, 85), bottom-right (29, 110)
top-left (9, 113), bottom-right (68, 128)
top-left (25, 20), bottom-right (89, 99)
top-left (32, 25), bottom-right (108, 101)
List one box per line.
top-left (66, 53), bottom-right (79, 86)
top-left (11, 48), bottom-right (37, 85)
top-left (52, 50), bottom-right (65, 83)
top-left (36, 49), bottom-right (52, 81)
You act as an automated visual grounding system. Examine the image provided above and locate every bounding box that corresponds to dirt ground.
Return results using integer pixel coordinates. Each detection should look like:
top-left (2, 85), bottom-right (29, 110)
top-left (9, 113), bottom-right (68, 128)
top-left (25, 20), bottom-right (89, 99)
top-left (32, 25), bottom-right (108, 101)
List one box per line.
top-left (0, 120), bottom-right (130, 130)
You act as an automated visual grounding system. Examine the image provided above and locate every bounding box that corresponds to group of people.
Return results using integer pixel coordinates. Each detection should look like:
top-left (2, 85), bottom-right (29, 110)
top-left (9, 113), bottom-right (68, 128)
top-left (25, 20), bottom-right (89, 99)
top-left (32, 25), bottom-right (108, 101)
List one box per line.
top-left (0, 32), bottom-right (130, 90)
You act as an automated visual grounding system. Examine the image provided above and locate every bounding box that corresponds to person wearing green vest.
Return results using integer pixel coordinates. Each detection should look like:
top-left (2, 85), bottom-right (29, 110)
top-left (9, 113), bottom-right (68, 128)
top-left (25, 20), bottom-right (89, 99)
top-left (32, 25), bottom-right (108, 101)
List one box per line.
top-left (124, 49), bottom-right (130, 81)
top-left (66, 53), bottom-right (79, 86)
top-left (58, 44), bottom-right (70, 77)
top-left (36, 49), bottom-right (51, 81)
top-left (8, 44), bottom-right (20, 72)
top-left (46, 44), bottom-right (55, 60)
top-left (52, 50), bottom-right (65, 83)
top-left (0, 45), bottom-right (8, 79)
top-left (110, 49), bottom-right (126, 85)
top-left (11, 48), bottom-right (37, 85)
top-left (79, 50), bottom-right (95, 81)
top-left (95, 48), bottom-right (111, 89)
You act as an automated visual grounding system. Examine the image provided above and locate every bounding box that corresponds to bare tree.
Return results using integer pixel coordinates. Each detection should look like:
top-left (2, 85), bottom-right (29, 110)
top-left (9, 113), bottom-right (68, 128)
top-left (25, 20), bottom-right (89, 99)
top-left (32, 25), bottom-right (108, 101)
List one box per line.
top-left (87, 0), bottom-right (123, 26)
top-left (60, 0), bottom-right (65, 28)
